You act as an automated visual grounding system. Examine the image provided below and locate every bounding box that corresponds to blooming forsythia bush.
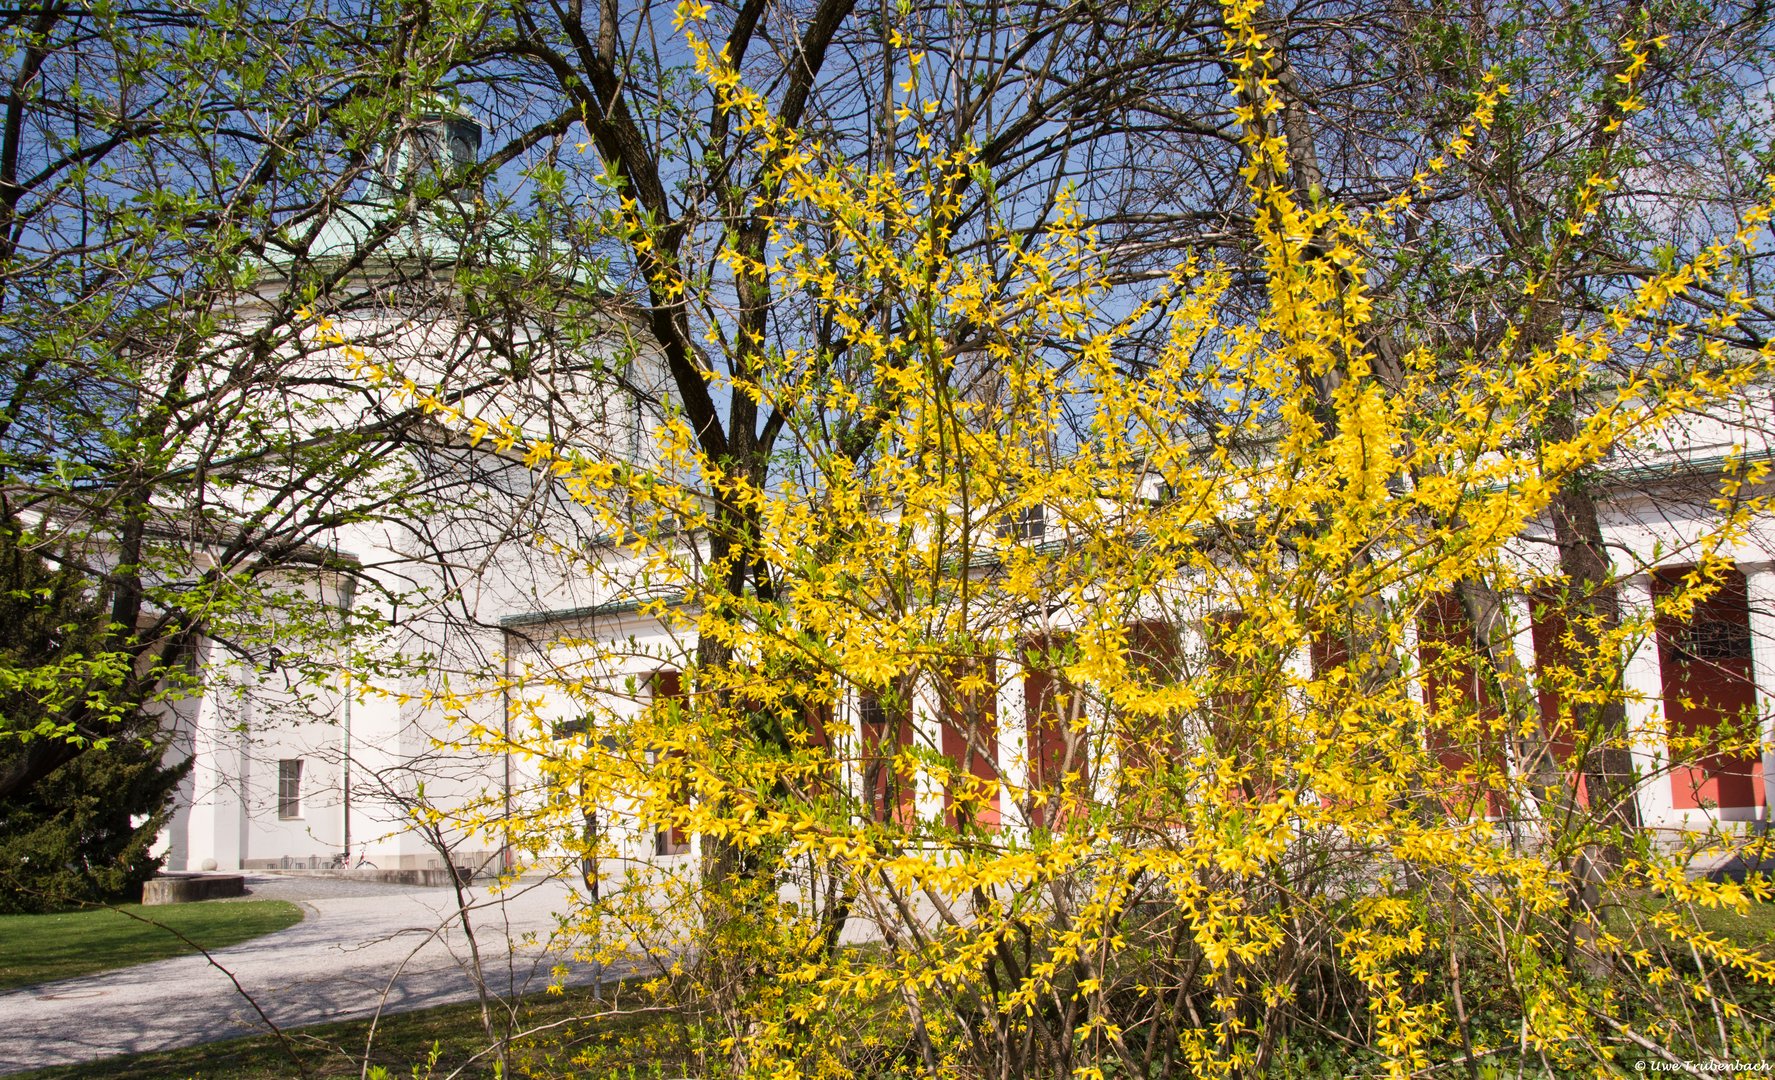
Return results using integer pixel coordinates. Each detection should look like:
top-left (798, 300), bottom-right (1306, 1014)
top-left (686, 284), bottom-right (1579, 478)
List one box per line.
top-left (348, 3), bottom-right (1775, 1076)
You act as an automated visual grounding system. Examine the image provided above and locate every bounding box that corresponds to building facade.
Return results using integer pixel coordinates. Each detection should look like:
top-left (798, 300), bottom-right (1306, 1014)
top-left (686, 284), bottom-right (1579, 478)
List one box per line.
top-left (151, 110), bottom-right (1775, 874)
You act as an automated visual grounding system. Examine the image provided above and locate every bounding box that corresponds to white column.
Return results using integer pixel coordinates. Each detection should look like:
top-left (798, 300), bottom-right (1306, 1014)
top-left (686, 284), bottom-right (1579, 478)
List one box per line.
top-left (1283, 642), bottom-right (1313, 694)
top-left (1284, 639), bottom-right (1312, 749)
top-left (1399, 615), bottom-right (1423, 742)
top-left (1618, 573), bottom-right (1677, 833)
top-left (1740, 562), bottom-right (1775, 824)
top-left (1086, 686), bottom-right (1117, 808)
top-left (185, 659), bottom-right (247, 870)
top-left (1176, 617), bottom-right (1207, 753)
top-left (1504, 593), bottom-right (1542, 703)
top-left (237, 685), bottom-right (253, 867)
top-left (838, 685), bottom-right (863, 810)
top-left (996, 656), bottom-right (1028, 837)
top-left (912, 673), bottom-right (945, 825)
top-left (1283, 642), bottom-right (1316, 824)
top-left (1503, 592), bottom-right (1545, 826)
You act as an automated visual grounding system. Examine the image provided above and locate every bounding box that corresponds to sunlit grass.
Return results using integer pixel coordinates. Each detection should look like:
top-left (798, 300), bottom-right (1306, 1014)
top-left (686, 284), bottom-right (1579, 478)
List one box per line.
top-left (0, 900), bottom-right (303, 990)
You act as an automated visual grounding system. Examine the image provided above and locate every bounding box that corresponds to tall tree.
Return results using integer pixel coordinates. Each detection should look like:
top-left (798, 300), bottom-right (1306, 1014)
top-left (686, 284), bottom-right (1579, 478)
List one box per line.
top-left (0, 0), bottom-right (626, 807)
top-left (0, 519), bottom-right (190, 911)
top-left (440, 0), bottom-right (1774, 1072)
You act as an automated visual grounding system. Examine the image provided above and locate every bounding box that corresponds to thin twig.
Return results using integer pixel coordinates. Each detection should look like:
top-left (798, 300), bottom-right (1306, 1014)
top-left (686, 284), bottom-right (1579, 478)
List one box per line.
top-left (102, 901), bottom-right (312, 1080)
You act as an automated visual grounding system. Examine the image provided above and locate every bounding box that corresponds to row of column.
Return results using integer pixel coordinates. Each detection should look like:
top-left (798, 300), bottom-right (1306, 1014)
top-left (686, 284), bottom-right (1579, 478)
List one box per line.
top-left (807, 563), bottom-right (1775, 836)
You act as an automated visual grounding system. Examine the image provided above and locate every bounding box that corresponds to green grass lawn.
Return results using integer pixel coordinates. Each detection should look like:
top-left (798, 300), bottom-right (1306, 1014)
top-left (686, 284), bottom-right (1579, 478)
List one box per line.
top-left (13, 891), bottom-right (1770, 1080)
top-left (10, 983), bottom-right (680, 1080)
top-left (1689, 891), bottom-right (1775, 950)
top-left (1614, 887), bottom-right (1775, 953)
top-left (0, 899), bottom-right (304, 990)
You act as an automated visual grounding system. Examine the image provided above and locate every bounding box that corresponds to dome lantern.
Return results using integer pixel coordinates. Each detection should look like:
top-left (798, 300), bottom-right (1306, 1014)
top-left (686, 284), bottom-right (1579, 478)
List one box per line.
top-left (380, 100), bottom-right (482, 197)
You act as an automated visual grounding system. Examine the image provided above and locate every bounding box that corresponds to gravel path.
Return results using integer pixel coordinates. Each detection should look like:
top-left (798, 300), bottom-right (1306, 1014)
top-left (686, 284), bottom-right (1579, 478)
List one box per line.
top-left (0, 873), bottom-right (600, 1075)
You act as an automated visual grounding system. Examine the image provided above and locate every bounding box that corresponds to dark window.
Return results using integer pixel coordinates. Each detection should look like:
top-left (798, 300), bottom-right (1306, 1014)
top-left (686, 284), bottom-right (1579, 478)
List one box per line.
top-left (1672, 619), bottom-right (1753, 664)
top-left (277, 759), bottom-right (304, 819)
top-left (860, 692), bottom-right (913, 823)
top-left (651, 744), bottom-right (691, 856)
top-left (997, 504), bottom-right (1046, 542)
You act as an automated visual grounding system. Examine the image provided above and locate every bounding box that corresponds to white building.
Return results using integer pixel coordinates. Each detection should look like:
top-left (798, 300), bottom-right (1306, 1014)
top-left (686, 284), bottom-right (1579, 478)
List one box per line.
top-left (152, 107), bottom-right (1775, 873)
top-left (156, 105), bottom-right (673, 873)
top-left (493, 391), bottom-right (1775, 871)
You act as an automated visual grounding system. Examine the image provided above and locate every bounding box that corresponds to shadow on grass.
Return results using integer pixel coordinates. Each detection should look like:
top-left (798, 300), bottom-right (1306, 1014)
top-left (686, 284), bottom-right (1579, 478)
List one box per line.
top-left (10, 979), bottom-right (686, 1080)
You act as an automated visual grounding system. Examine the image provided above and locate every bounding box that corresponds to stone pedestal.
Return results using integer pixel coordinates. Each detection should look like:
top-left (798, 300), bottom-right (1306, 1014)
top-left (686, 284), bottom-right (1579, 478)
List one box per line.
top-left (141, 873), bottom-right (246, 905)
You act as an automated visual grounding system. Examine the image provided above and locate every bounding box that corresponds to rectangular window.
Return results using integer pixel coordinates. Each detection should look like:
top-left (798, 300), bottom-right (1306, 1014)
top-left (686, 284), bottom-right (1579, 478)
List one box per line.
top-left (1024, 636), bottom-right (1088, 828)
top-left (860, 691), bottom-right (915, 824)
top-left (996, 503), bottom-right (1046, 542)
top-left (939, 659), bottom-right (1000, 830)
top-left (650, 744), bottom-right (690, 856)
top-left (1653, 566), bottom-right (1761, 811)
top-left (554, 715), bottom-right (591, 739)
top-left (277, 759), bottom-right (304, 819)
top-left (648, 673), bottom-right (691, 855)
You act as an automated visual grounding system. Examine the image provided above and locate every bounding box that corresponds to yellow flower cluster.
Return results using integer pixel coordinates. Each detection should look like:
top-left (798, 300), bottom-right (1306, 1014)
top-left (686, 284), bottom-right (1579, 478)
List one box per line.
top-left (323, 1), bottom-right (1775, 1073)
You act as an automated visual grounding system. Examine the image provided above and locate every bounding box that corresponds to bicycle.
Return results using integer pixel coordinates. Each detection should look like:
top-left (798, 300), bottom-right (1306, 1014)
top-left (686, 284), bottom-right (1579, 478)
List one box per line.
top-left (329, 847), bottom-right (377, 871)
